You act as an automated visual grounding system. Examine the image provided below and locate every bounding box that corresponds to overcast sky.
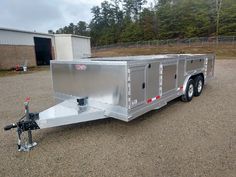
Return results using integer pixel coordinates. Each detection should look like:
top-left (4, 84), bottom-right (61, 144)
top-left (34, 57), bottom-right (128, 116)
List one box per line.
top-left (1, 0), bottom-right (155, 33)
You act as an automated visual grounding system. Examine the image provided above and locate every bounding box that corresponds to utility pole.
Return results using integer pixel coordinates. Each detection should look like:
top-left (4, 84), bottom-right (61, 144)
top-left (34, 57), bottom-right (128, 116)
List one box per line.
top-left (216, 0), bottom-right (222, 45)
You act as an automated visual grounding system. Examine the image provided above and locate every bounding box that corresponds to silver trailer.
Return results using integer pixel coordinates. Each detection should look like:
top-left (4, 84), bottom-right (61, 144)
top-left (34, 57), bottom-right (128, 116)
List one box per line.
top-left (4, 54), bottom-right (215, 151)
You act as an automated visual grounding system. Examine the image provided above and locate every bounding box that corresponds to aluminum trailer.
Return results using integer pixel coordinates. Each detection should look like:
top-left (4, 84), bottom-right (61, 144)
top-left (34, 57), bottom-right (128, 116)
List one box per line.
top-left (4, 54), bottom-right (215, 151)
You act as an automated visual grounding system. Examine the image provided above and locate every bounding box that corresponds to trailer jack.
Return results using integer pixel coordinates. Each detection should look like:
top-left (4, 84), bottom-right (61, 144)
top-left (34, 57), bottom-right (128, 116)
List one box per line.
top-left (4, 99), bottom-right (40, 152)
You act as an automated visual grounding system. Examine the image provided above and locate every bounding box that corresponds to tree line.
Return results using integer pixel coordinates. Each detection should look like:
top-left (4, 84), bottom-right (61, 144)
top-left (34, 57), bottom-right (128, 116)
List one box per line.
top-left (49, 0), bottom-right (236, 46)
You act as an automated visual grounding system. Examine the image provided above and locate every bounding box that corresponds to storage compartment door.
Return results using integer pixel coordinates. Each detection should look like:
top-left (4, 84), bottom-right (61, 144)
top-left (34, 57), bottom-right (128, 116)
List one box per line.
top-left (130, 67), bottom-right (145, 108)
top-left (162, 64), bottom-right (177, 93)
top-left (186, 58), bottom-right (204, 72)
top-left (146, 62), bottom-right (159, 100)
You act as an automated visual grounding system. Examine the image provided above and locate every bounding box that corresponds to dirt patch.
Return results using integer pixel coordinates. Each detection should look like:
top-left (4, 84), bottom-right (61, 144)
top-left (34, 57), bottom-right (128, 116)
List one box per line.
top-left (0, 60), bottom-right (235, 177)
top-left (92, 44), bottom-right (236, 59)
top-left (0, 66), bottom-right (49, 77)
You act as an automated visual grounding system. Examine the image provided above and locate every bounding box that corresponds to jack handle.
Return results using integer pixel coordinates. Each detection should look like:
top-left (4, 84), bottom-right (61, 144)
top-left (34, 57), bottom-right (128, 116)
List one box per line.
top-left (4, 123), bottom-right (17, 131)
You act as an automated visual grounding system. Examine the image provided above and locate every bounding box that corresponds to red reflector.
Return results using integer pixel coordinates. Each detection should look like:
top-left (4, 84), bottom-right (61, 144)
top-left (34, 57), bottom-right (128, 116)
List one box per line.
top-left (156, 96), bottom-right (161, 99)
top-left (147, 98), bottom-right (152, 103)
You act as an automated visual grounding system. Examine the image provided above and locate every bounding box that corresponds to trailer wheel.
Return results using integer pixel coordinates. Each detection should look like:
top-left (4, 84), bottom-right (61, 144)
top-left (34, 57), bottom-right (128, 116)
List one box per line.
top-left (194, 75), bottom-right (204, 97)
top-left (181, 79), bottom-right (194, 102)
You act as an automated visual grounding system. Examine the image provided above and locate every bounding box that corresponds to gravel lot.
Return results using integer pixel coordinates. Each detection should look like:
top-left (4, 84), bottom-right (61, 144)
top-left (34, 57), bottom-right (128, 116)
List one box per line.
top-left (0, 60), bottom-right (235, 177)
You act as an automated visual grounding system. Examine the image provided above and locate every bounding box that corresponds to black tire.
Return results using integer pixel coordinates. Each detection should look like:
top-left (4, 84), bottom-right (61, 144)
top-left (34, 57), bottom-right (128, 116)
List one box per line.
top-left (181, 79), bottom-right (194, 102)
top-left (194, 75), bottom-right (204, 97)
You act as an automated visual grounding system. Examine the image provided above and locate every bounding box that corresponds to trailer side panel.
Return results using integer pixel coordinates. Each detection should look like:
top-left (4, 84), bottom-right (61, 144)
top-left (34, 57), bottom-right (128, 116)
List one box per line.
top-left (51, 62), bottom-right (128, 107)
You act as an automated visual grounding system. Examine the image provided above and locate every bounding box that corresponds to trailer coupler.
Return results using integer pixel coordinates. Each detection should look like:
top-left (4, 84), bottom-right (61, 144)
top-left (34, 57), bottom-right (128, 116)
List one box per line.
top-left (4, 98), bottom-right (40, 152)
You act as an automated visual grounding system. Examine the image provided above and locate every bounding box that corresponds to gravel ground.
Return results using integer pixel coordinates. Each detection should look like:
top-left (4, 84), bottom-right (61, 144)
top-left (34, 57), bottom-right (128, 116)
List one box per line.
top-left (0, 60), bottom-right (235, 177)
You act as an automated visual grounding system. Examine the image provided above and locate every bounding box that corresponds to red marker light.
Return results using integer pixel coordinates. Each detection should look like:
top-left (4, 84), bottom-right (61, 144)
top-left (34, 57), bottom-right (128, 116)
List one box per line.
top-left (25, 97), bottom-right (30, 102)
top-left (147, 98), bottom-right (152, 104)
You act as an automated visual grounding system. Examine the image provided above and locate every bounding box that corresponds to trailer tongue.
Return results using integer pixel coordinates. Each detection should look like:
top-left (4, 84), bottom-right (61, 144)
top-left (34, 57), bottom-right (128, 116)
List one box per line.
top-left (4, 54), bottom-right (215, 151)
top-left (4, 98), bottom-right (107, 151)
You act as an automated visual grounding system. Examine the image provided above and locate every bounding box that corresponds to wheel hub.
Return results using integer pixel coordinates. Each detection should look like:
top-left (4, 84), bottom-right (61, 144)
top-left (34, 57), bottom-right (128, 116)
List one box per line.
top-left (198, 80), bottom-right (202, 93)
top-left (188, 84), bottom-right (194, 97)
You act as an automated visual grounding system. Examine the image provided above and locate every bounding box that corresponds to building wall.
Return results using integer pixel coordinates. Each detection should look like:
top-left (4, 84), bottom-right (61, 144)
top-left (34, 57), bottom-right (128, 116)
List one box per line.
top-left (51, 46), bottom-right (55, 62)
top-left (72, 37), bottom-right (91, 59)
top-left (0, 29), bottom-right (91, 69)
top-left (0, 45), bottom-right (36, 69)
top-left (0, 29), bottom-right (55, 69)
top-left (55, 34), bottom-right (91, 61)
top-left (0, 45), bottom-right (56, 69)
top-left (0, 30), bottom-right (55, 46)
top-left (54, 35), bottom-right (73, 60)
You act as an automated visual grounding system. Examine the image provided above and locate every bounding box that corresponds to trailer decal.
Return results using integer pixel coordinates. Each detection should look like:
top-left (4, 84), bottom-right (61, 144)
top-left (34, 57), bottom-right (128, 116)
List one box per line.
top-left (75, 64), bottom-right (87, 71)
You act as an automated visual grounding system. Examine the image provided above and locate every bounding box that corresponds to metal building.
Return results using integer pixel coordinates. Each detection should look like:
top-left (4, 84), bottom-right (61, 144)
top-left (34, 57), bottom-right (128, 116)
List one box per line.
top-left (0, 27), bottom-right (91, 69)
